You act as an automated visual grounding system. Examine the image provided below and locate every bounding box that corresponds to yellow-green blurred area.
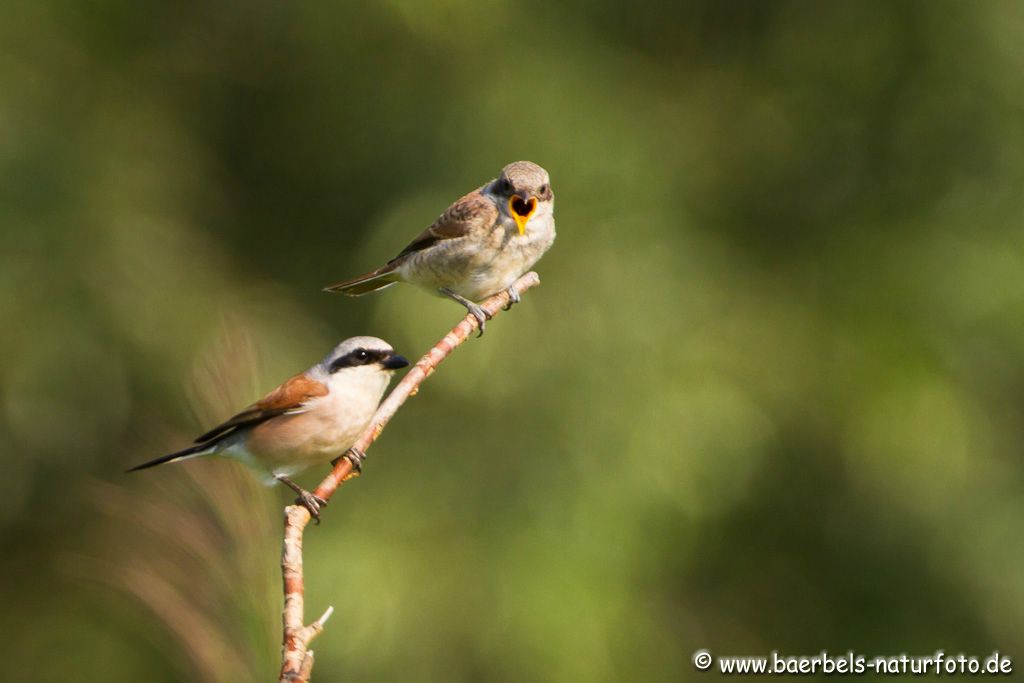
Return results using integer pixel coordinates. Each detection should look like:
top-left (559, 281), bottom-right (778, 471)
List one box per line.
top-left (3, 0), bottom-right (1024, 680)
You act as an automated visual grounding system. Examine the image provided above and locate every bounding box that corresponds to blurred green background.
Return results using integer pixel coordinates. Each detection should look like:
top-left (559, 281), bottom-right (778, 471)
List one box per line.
top-left (3, 0), bottom-right (1024, 680)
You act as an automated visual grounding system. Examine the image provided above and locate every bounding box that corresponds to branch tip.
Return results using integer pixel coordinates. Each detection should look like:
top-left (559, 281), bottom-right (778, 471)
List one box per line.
top-left (315, 606), bottom-right (334, 627)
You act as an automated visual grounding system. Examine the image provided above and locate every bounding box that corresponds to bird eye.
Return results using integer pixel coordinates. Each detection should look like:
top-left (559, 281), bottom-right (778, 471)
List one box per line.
top-left (330, 348), bottom-right (375, 372)
top-left (539, 184), bottom-right (550, 197)
top-left (499, 178), bottom-right (513, 194)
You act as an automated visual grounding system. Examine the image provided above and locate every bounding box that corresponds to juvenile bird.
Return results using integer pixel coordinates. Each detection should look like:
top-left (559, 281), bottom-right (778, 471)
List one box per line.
top-left (324, 161), bottom-right (555, 334)
top-left (128, 337), bottom-right (408, 519)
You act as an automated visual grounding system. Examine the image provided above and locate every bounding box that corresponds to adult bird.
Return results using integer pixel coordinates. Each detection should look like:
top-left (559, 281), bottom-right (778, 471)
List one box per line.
top-left (128, 337), bottom-right (408, 519)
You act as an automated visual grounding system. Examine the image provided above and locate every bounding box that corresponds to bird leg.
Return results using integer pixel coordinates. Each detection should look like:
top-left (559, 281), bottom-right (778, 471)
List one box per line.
top-left (275, 474), bottom-right (328, 523)
top-left (331, 447), bottom-right (366, 473)
top-left (502, 286), bottom-right (521, 311)
top-left (439, 287), bottom-right (491, 336)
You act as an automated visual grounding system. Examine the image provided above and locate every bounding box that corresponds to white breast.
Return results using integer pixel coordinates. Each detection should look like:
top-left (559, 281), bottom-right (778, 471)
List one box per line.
top-left (226, 366), bottom-right (391, 482)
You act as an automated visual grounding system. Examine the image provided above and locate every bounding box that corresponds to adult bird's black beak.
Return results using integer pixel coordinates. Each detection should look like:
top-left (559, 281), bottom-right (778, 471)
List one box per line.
top-left (382, 354), bottom-right (410, 370)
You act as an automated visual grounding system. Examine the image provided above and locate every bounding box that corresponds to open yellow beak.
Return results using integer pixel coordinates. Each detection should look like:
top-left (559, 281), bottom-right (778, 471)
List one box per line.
top-left (509, 195), bottom-right (537, 235)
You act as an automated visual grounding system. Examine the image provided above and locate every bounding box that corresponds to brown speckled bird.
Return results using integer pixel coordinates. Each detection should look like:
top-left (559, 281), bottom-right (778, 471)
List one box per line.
top-left (324, 161), bottom-right (556, 334)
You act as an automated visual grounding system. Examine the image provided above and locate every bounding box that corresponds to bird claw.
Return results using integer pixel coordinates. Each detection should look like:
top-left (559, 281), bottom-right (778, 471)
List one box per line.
top-left (502, 286), bottom-right (521, 311)
top-left (276, 474), bottom-right (328, 524)
top-left (467, 302), bottom-right (491, 336)
top-left (297, 491), bottom-right (328, 523)
top-left (343, 447), bottom-right (366, 473)
top-left (439, 287), bottom-right (492, 337)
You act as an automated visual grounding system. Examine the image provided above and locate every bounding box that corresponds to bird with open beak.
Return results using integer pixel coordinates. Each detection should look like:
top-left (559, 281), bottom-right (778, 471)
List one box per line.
top-left (128, 337), bottom-right (409, 519)
top-left (324, 161), bottom-right (556, 334)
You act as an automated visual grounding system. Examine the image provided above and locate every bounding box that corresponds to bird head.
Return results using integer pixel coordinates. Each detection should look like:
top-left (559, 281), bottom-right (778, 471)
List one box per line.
top-left (491, 161), bottom-right (553, 235)
top-left (322, 337), bottom-right (409, 388)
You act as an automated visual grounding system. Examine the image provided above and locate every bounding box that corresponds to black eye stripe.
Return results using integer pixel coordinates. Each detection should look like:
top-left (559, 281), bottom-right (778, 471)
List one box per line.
top-left (329, 348), bottom-right (388, 372)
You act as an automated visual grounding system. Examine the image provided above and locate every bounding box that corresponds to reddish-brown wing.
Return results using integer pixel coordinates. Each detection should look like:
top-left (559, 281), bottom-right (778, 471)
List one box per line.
top-left (193, 373), bottom-right (328, 444)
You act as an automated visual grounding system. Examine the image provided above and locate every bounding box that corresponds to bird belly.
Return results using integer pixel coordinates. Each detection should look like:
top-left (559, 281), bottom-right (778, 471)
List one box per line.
top-left (398, 218), bottom-right (554, 301)
top-left (459, 254), bottom-right (533, 301)
top-left (238, 396), bottom-right (376, 479)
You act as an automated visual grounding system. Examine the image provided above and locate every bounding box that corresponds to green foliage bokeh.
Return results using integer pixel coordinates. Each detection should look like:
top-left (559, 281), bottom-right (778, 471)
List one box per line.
top-left (3, 1), bottom-right (1024, 680)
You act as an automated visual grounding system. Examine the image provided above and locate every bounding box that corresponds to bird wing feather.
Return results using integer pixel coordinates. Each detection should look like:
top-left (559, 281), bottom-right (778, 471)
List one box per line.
top-left (323, 188), bottom-right (498, 294)
top-left (193, 373), bottom-right (328, 444)
top-left (391, 188), bottom-right (497, 262)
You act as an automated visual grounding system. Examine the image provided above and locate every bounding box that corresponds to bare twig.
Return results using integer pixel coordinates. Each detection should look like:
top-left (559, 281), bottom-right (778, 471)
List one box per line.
top-left (278, 272), bottom-right (541, 682)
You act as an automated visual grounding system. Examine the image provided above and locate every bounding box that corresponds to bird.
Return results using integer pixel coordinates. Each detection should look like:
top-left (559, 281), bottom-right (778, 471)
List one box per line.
top-left (128, 336), bottom-right (409, 519)
top-left (324, 160), bottom-right (555, 334)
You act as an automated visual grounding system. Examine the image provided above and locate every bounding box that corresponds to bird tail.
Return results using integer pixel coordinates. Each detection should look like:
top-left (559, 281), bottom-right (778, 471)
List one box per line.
top-left (323, 265), bottom-right (399, 296)
top-left (126, 442), bottom-right (211, 472)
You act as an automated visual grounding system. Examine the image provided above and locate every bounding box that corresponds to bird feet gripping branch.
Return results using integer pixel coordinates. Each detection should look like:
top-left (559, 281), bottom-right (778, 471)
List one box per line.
top-left (276, 474), bottom-right (328, 523)
top-left (439, 287), bottom-right (492, 336)
top-left (502, 285), bottom-right (521, 311)
top-left (331, 447), bottom-right (366, 475)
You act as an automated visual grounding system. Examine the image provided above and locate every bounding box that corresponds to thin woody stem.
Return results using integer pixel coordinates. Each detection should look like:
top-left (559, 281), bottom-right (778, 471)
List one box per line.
top-left (313, 270), bottom-right (541, 501)
top-left (278, 271), bottom-right (541, 682)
